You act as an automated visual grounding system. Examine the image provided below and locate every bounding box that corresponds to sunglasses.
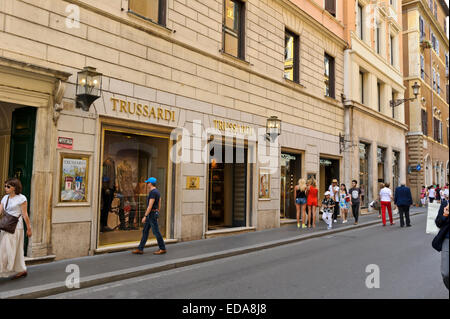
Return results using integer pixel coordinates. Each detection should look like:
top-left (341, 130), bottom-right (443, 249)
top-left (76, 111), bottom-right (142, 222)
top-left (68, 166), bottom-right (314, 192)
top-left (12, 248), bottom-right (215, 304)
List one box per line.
top-left (4, 185), bottom-right (11, 189)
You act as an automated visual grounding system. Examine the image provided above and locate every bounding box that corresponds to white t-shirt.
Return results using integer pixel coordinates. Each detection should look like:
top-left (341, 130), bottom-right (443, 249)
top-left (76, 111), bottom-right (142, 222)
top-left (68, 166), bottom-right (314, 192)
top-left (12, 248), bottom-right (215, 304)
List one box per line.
top-left (428, 188), bottom-right (435, 198)
top-left (1, 194), bottom-right (26, 230)
top-left (329, 185), bottom-right (340, 201)
top-left (379, 187), bottom-right (392, 202)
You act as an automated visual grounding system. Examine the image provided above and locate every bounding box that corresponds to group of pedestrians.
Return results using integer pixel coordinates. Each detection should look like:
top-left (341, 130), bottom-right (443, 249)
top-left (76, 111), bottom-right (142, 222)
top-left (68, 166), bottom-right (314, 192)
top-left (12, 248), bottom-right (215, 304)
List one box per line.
top-left (294, 178), bottom-right (424, 230)
top-left (421, 183), bottom-right (449, 205)
top-left (294, 178), bottom-right (364, 230)
top-left (0, 176), bottom-right (167, 280)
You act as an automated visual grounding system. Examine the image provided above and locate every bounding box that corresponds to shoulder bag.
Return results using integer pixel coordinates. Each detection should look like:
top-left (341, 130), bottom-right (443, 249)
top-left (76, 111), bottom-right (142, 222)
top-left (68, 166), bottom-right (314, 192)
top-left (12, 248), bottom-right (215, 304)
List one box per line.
top-left (0, 196), bottom-right (20, 234)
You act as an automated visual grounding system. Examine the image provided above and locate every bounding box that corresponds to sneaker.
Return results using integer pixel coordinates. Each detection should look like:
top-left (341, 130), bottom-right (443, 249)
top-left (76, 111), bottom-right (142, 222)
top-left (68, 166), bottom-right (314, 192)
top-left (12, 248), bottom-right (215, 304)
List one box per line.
top-left (333, 219), bottom-right (337, 223)
top-left (343, 220), bottom-right (348, 224)
top-left (297, 223), bottom-right (300, 229)
top-left (327, 226), bottom-right (332, 230)
top-left (302, 224), bottom-right (307, 229)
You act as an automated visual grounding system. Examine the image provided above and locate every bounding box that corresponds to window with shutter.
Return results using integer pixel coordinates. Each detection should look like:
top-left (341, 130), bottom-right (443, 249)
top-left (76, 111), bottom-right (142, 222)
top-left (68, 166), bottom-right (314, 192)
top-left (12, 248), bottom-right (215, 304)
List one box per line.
top-left (129, 0), bottom-right (166, 26)
top-left (422, 110), bottom-right (428, 136)
top-left (325, 0), bottom-right (336, 17)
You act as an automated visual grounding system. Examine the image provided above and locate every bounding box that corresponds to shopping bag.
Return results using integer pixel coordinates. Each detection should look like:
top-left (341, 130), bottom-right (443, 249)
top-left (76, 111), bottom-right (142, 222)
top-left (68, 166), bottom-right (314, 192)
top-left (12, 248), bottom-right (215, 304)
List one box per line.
top-left (107, 211), bottom-right (120, 230)
top-left (426, 202), bottom-right (441, 235)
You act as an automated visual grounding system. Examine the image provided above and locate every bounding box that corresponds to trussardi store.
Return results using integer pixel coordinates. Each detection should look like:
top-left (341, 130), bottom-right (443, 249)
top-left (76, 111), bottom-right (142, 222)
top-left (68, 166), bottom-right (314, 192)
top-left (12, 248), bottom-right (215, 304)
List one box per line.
top-left (93, 96), bottom-right (176, 252)
top-left (50, 75), bottom-right (280, 260)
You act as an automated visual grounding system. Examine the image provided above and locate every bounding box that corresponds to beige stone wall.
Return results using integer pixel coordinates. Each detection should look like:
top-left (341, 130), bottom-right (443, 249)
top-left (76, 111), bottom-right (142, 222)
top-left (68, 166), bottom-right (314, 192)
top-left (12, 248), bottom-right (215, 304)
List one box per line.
top-left (52, 222), bottom-right (91, 260)
top-left (0, 0), bottom-right (345, 136)
top-left (0, 0), bottom-right (346, 257)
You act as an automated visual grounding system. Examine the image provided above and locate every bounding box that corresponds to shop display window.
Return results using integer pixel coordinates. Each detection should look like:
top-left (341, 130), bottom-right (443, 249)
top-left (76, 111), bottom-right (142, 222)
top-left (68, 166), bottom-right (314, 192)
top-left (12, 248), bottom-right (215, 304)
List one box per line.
top-left (99, 128), bottom-right (168, 246)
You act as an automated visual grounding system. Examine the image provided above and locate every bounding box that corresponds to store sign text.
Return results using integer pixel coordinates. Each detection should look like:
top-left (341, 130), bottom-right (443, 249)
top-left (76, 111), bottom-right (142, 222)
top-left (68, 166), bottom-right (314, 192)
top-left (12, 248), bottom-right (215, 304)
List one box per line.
top-left (110, 98), bottom-right (175, 122)
top-left (213, 119), bottom-right (254, 135)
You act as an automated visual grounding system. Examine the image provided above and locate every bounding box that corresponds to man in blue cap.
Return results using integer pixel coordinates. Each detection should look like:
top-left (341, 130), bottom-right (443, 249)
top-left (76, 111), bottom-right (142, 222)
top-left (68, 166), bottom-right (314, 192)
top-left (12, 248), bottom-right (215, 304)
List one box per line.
top-left (132, 177), bottom-right (166, 255)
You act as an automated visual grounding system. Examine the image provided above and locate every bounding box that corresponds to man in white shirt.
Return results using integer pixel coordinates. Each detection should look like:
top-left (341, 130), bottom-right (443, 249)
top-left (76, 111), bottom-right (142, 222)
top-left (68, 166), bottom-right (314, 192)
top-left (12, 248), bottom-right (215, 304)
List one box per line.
top-left (379, 182), bottom-right (395, 226)
top-left (329, 179), bottom-right (340, 222)
top-left (429, 186), bottom-right (436, 203)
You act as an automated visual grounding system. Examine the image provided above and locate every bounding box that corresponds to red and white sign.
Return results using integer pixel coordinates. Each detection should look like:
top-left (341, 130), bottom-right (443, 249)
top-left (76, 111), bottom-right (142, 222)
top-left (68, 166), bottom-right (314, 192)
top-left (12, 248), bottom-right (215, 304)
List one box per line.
top-left (58, 137), bottom-right (73, 149)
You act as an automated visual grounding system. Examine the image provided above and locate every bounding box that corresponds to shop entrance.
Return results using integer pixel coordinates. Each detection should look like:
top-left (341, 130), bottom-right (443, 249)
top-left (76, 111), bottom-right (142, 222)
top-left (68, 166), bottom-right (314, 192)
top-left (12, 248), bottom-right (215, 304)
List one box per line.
top-left (0, 104), bottom-right (36, 255)
top-left (319, 157), bottom-right (340, 201)
top-left (99, 127), bottom-right (169, 247)
top-left (359, 143), bottom-right (370, 207)
top-left (280, 152), bottom-right (302, 219)
top-left (208, 139), bottom-right (248, 230)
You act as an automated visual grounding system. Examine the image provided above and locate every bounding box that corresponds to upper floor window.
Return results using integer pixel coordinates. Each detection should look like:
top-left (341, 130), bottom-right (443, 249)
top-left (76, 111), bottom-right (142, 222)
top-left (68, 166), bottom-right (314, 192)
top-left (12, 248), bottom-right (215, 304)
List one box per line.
top-left (445, 53), bottom-right (449, 77)
top-left (436, 38), bottom-right (439, 55)
top-left (284, 30), bottom-right (300, 83)
top-left (357, 4), bottom-right (364, 40)
top-left (377, 82), bottom-right (381, 112)
top-left (325, 0), bottom-right (336, 17)
top-left (419, 16), bottom-right (425, 41)
top-left (359, 71), bottom-right (365, 104)
top-left (434, 117), bottom-right (442, 143)
top-left (431, 32), bottom-right (437, 51)
top-left (434, 1), bottom-right (437, 19)
top-left (324, 53), bottom-right (335, 99)
top-left (391, 91), bottom-right (396, 118)
top-left (422, 109), bottom-right (428, 136)
top-left (437, 73), bottom-right (440, 94)
top-left (433, 68), bottom-right (437, 91)
top-left (375, 23), bottom-right (381, 54)
top-left (223, 0), bottom-right (245, 59)
top-left (420, 54), bottom-right (425, 80)
top-left (129, 0), bottom-right (166, 26)
top-left (390, 35), bottom-right (394, 65)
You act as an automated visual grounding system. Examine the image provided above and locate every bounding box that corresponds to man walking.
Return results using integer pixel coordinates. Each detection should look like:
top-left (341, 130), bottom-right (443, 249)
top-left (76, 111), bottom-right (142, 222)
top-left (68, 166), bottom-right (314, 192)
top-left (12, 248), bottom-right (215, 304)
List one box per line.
top-left (329, 179), bottom-right (340, 223)
top-left (132, 177), bottom-right (166, 255)
top-left (349, 180), bottom-right (362, 225)
top-left (394, 182), bottom-right (413, 227)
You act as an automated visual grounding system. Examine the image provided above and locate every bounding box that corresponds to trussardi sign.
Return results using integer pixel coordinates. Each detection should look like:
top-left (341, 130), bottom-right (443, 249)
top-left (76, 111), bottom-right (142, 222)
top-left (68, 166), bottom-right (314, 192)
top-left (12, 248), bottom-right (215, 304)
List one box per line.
top-left (213, 119), bottom-right (254, 135)
top-left (110, 98), bottom-right (175, 122)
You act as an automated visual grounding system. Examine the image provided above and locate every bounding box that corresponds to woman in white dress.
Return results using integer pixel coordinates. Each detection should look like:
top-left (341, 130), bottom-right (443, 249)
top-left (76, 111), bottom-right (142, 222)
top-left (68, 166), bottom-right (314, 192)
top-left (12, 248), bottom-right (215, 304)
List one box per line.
top-left (0, 178), bottom-right (32, 279)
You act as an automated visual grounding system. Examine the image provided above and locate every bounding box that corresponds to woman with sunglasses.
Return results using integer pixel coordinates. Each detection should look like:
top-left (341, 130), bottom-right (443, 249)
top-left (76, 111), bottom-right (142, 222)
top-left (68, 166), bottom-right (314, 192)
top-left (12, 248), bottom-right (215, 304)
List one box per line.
top-left (0, 178), bottom-right (32, 279)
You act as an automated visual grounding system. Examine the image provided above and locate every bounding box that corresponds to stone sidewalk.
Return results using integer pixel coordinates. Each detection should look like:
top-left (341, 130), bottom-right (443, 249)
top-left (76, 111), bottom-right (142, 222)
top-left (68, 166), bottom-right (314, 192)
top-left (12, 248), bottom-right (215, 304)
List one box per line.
top-left (0, 207), bottom-right (426, 299)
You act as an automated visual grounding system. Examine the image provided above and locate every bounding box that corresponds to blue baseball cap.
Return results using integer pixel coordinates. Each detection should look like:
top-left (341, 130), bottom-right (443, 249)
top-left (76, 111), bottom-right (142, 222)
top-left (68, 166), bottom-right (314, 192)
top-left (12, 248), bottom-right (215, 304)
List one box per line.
top-left (144, 177), bottom-right (157, 185)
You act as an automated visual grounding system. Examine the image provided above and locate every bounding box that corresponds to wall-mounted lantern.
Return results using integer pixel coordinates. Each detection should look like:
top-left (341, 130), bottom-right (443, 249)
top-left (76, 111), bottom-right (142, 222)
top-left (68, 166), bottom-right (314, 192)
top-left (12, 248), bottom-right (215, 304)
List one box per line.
top-left (76, 66), bottom-right (102, 111)
top-left (390, 82), bottom-right (420, 108)
top-left (266, 116), bottom-right (281, 142)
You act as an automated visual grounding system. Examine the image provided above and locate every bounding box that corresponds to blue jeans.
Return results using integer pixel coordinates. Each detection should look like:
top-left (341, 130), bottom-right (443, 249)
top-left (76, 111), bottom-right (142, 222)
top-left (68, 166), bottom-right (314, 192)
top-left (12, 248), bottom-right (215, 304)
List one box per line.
top-left (138, 211), bottom-right (166, 251)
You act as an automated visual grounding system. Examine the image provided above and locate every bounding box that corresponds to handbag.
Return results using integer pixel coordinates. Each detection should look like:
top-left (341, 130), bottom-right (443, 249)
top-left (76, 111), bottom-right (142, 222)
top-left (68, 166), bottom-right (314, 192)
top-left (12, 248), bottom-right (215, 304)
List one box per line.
top-left (0, 196), bottom-right (19, 234)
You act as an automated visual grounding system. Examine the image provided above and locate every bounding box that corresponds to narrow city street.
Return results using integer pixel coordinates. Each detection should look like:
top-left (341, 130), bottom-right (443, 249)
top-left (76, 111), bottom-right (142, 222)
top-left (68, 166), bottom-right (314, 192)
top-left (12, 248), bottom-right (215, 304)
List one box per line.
top-left (47, 213), bottom-right (448, 299)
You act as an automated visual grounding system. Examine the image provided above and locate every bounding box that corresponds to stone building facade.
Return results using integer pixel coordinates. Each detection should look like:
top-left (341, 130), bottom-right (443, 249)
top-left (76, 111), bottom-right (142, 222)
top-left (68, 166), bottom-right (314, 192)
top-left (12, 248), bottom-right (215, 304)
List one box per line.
top-left (402, 0), bottom-right (449, 203)
top-left (0, 0), bottom-right (347, 260)
top-left (342, 0), bottom-right (406, 208)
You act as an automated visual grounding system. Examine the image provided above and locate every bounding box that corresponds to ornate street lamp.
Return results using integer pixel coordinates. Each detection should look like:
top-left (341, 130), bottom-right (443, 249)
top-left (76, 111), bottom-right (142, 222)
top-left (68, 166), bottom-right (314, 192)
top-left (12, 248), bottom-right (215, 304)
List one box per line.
top-left (390, 82), bottom-right (420, 108)
top-left (76, 66), bottom-right (102, 111)
top-left (266, 116), bottom-right (281, 142)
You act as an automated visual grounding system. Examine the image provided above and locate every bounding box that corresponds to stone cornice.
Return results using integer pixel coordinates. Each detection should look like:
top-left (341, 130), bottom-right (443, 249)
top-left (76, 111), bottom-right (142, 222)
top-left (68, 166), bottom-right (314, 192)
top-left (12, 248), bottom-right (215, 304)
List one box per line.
top-left (351, 100), bottom-right (409, 131)
top-left (0, 57), bottom-right (72, 81)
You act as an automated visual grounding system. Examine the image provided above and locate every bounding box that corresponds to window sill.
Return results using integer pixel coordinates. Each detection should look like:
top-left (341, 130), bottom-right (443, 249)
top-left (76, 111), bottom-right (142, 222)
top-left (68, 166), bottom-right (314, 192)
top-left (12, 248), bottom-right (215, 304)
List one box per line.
top-left (127, 10), bottom-right (173, 35)
top-left (324, 95), bottom-right (338, 102)
top-left (283, 78), bottom-right (306, 89)
top-left (219, 50), bottom-right (251, 66)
